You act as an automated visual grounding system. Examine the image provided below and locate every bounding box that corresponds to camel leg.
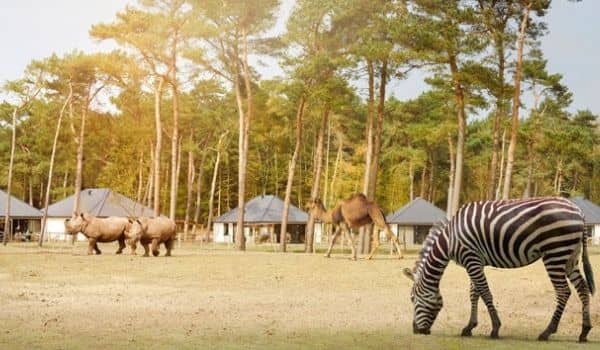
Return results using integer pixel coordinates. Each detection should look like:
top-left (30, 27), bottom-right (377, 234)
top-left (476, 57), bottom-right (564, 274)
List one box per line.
top-left (324, 226), bottom-right (341, 258)
top-left (364, 227), bottom-right (381, 260)
top-left (151, 238), bottom-right (160, 257)
top-left (116, 236), bottom-right (125, 254)
top-left (383, 226), bottom-right (403, 259)
top-left (141, 241), bottom-right (150, 257)
top-left (341, 223), bottom-right (357, 261)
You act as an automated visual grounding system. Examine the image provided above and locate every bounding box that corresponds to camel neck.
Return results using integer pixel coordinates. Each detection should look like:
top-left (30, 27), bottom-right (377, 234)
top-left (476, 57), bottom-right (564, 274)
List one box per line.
top-left (315, 205), bottom-right (334, 223)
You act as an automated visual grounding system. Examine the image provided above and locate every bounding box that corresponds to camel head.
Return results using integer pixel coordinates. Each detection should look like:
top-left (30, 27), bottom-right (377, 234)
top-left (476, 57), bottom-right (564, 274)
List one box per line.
top-left (64, 212), bottom-right (91, 235)
top-left (305, 198), bottom-right (325, 213)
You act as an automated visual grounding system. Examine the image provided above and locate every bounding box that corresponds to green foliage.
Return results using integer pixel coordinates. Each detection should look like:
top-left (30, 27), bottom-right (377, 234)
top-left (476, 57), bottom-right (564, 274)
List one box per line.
top-left (1, 0), bottom-right (598, 222)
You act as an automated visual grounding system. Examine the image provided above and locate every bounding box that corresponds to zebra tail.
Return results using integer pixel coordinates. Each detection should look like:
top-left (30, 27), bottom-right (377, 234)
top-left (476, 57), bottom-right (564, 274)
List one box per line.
top-left (582, 233), bottom-right (596, 295)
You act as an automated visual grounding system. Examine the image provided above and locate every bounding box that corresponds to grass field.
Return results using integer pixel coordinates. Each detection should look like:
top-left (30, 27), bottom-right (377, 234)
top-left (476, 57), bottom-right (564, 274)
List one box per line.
top-left (1, 241), bottom-right (600, 349)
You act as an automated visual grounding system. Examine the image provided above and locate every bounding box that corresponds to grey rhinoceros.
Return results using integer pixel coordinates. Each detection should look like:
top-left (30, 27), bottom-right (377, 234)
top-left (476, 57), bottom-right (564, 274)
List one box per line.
top-left (64, 213), bottom-right (137, 255)
top-left (125, 217), bottom-right (177, 257)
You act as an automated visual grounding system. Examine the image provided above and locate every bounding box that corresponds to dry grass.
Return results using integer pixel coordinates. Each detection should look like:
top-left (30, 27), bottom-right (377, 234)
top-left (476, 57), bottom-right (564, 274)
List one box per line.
top-left (1, 241), bottom-right (600, 349)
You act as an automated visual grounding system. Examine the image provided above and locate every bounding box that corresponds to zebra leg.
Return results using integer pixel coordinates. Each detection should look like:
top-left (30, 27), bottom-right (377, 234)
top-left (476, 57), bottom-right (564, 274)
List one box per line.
top-left (461, 282), bottom-right (479, 336)
top-left (567, 268), bottom-right (592, 342)
top-left (466, 263), bottom-right (501, 338)
top-left (538, 259), bottom-right (571, 341)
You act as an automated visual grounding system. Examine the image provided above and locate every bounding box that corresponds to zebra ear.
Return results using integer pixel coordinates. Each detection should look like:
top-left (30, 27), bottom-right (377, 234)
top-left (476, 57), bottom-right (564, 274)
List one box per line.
top-left (402, 268), bottom-right (415, 282)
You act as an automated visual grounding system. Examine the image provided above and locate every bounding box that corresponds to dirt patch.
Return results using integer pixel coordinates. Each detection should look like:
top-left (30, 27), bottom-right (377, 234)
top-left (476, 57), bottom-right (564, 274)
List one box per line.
top-left (1, 242), bottom-right (599, 349)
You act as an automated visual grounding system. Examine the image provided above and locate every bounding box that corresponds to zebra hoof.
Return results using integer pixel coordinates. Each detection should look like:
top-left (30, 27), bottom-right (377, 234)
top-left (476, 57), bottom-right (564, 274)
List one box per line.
top-left (537, 333), bottom-right (549, 341)
top-left (490, 330), bottom-right (499, 339)
top-left (578, 325), bottom-right (591, 343)
top-left (461, 328), bottom-right (472, 337)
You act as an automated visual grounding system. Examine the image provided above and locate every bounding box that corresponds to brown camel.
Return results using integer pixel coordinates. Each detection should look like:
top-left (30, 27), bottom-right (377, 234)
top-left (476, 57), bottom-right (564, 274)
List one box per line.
top-left (306, 193), bottom-right (403, 260)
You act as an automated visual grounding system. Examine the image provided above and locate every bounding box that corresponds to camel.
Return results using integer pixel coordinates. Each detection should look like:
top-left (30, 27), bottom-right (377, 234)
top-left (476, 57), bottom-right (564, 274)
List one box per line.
top-left (306, 193), bottom-right (403, 260)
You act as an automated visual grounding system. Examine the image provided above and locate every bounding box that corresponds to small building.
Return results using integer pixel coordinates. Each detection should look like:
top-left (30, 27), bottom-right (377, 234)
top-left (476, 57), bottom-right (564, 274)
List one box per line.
top-left (570, 196), bottom-right (600, 245)
top-left (45, 188), bottom-right (155, 241)
top-left (0, 189), bottom-right (42, 240)
top-left (386, 197), bottom-right (446, 249)
top-left (213, 195), bottom-right (320, 244)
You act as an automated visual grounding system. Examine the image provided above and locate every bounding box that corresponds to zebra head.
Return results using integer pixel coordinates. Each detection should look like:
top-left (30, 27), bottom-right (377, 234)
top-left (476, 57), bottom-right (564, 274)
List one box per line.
top-left (403, 268), bottom-right (443, 334)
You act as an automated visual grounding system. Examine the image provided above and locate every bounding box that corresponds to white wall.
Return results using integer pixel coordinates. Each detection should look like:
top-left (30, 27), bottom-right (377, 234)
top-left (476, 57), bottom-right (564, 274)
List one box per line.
top-left (593, 224), bottom-right (600, 245)
top-left (45, 218), bottom-right (85, 241)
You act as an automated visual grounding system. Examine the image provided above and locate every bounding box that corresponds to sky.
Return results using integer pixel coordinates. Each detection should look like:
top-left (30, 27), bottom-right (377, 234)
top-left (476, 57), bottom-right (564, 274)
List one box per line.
top-left (0, 0), bottom-right (598, 116)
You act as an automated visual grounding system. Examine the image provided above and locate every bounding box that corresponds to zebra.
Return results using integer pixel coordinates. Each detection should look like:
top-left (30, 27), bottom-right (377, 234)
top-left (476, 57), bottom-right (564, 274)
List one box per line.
top-left (402, 197), bottom-right (595, 342)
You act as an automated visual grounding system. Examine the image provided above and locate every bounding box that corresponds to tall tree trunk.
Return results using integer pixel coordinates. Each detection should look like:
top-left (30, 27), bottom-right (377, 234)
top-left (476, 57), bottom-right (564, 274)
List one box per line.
top-left (2, 109), bottom-right (18, 245)
top-left (169, 79), bottom-right (179, 221)
top-left (39, 87), bottom-right (72, 246)
top-left (153, 77), bottom-right (164, 217)
top-left (359, 60), bottom-right (376, 255)
top-left (488, 35), bottom-right (506, 200)
top-left (446, 134), bottom-right (455, 219)
top-left (428, 153), bottom-right (435, 202)
top-left (62, 170), bottom-right (69, 199)
top-left (136, 151), bottom-right (144, 205)
top-left (305, 105), bottom-right (328, 253)
top-left (28, 181), bottom-right (33, 207)
top-left (322, 117), bottom-right (332, 206)
top-left (281, 97), bottom-right (306, 253)
top-left (329, 137), bottom-right (343, 206)
top-left (207, 133), bottom-right (227, 241)
top-left (448, 52), bottom-right (466, 216)
top-left (363, 59), bottom-right (375, 195)
top-left (502, 3), bottom-right (531, 199)
top-left (144, 144), bottom-right (155, 208)
top-left (72, 103), bottom-right (88, 216)
top-left (419, 166), bottom-right (427, 199)
top-left (192, 150), bottom-right (207, 238)
top-left (234, 26), bottom-right (253, 251)
top-left (496, 129), bottom-right (507, 200)
top-left (409, 157), bottom-right (415, 201)
top-left (368, 60), bottom-right (387, 197)
top-left (523, 140), bottom-right (534, 198)
top-left (183, 147), bottom-right (195, 241)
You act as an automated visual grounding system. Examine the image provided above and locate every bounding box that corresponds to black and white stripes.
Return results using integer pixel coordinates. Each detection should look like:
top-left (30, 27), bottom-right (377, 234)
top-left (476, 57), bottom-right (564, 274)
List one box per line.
top-left (403, 197), bottom-right (595, 342)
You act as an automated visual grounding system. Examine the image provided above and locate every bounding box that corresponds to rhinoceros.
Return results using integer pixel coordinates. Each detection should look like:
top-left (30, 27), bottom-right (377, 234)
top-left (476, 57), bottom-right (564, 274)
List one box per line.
top-left (125, 217), bottom-right (177, 257)
top-left (64, 213), bottom-right (136, 255)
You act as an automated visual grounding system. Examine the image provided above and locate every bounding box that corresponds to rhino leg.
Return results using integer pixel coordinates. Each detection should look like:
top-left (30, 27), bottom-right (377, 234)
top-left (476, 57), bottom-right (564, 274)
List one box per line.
top-left (164, 238), bottom-right (174, 257)
top-left (129, 240), bottom-right (137, 255)
top-left (87, 240), bottom-right (95, 255)
top-left (151, 239), bottom-right (160, 257)
top-left (141, 242), bottom-right (150, 257)
top-left (87, 239), bottom-right (102, 255)
top-left (116, 237), bottom-right (125, 255)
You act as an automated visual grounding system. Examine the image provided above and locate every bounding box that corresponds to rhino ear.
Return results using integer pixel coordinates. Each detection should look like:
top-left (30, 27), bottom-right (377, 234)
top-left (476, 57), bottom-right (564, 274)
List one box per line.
top-left (128, 218), bottom-right (133, 224)
top-left (136, 219), bottom-right (142, 225)
top-left (403, 267), bottom-right (415, 282)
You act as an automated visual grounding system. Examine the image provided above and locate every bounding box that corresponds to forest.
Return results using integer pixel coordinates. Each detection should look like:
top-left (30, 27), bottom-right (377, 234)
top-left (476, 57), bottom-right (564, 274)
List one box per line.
top-left (1, 0), bottom-right (598, 251)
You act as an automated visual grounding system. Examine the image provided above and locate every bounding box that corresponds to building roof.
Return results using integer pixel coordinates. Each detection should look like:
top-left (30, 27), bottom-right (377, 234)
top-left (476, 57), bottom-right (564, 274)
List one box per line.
top-left (214, 195), bottom-right (308, 224)
top-left (386, 197), bottom-right (446, 226)
top-left (570, 197), bottom-right (600, 225)
top-left (46, 188), bottom-right (155, 218)
top-left (0, 189), bottom-right (42, 219)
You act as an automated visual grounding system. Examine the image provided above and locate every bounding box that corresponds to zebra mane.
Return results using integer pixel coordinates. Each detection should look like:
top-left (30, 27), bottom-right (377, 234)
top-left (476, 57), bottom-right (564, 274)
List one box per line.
top-left (414, 218), bottom-right (449, 275)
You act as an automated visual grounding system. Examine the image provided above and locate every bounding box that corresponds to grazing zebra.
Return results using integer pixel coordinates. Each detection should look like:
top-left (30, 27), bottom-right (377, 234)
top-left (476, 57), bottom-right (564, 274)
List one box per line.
top-left (403, 197), bottom-right (595, 342)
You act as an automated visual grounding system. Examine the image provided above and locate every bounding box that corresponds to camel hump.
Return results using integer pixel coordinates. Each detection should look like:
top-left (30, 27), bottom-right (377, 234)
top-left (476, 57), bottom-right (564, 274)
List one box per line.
top-left (347, 193), bottom-right (368, 202)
